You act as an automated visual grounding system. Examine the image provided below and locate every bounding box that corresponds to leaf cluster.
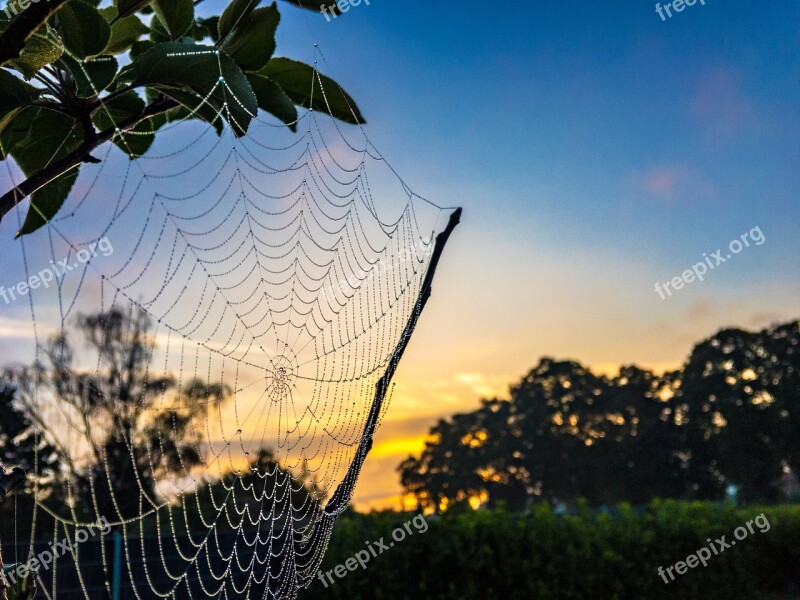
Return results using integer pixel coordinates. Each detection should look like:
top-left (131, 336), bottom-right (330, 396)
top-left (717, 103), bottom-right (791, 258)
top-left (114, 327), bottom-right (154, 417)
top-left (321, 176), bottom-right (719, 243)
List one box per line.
top-left (0, 0), bottom-right (363, 235)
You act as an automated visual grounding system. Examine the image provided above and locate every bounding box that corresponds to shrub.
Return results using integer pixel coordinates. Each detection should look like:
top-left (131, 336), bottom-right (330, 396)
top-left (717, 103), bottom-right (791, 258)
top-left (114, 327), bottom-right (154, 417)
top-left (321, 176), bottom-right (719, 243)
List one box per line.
top-left (303, 501), bottom-right (800, 600)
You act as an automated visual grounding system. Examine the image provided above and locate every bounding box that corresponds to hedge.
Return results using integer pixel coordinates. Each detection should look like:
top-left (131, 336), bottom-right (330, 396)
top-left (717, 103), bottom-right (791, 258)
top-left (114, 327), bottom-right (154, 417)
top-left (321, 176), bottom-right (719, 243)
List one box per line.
top-left (302, 501), bottom-right (800, 600)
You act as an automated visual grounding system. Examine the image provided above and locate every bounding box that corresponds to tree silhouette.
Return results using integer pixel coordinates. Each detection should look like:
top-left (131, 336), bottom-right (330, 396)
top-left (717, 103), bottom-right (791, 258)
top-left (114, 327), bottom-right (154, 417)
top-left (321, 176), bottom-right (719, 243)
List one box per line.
top-left (176, 448), bottom-right (327, 536)
top-left (0, 379), bottom-right (60, 495)
top-left (17, 305), bottom-right (231, 521)
top-left (678, 322), bottom-right (800, 503)
top-left (400, 320), bottom-right (800, 511)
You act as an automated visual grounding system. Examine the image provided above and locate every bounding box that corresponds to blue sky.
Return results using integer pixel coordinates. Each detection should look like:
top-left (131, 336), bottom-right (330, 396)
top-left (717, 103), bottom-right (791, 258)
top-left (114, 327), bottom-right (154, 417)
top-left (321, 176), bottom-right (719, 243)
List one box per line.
top-left (253, 0), bottom-right (800, 366)
top-left (263, 0), bottom-right (800, 507)
top-left (1, 0), bottom-right (798, 509)
top-left (272, 0), bottom-right (799, 255)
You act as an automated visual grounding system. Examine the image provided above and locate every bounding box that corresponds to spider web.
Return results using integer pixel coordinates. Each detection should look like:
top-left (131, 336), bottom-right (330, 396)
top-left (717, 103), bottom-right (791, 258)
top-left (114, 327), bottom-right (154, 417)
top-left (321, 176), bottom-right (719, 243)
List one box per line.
top-left (1, 46), bottom-right (459, 599)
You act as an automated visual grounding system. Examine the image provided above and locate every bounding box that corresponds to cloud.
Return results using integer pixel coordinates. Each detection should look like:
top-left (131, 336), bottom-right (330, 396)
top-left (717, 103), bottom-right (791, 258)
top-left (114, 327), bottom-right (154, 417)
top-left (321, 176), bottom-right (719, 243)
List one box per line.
top-left (0, 316), bottom-right (38, 340)
top-left (747, 311), bottom-right (787, 328)
top-left (684, 298), bottom-right (718, 321)
top-left (690, 67), bottom-right (757, 137)
top-left (454, 372), bottom-right (509, 399)
top-left (626, 163), bottom-right (718, 204)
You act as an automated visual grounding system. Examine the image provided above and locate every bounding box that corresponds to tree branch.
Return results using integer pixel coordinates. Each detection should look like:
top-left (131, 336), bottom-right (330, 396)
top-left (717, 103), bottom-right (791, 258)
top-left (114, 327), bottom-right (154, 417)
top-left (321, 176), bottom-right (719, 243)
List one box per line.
top-left (322, 207), bottom-right (462, 517)
top-left (0, 0), bottom-right (72, 67)
top-left (0, 96), bottom-right (177, 226)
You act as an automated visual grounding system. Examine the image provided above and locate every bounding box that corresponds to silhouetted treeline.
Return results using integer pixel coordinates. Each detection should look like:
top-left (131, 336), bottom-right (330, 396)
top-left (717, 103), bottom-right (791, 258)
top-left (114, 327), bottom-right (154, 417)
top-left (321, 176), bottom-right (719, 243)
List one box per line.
top-left (400, 320), bottom-right (800, 511)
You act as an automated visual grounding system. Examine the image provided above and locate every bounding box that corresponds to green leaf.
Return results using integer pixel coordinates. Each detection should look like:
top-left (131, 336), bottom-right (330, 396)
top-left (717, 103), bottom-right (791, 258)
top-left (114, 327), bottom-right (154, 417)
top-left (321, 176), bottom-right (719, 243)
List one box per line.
top-left (0, 106), bottom-right (27, 139)
top-left (221, 4), bottom-right (280, 72)
top-left (246, 73), bottom-right (297, 131)
top-left (9, 29), bottom-right (64, 80)
top-left (148, 13), bottom-right (170, 43)
top-left (61, 55), bottom-right (118, 97)
top-left (105, 14), bottom-right (149, 54)
top-left (99, 6), bottom-right (118, 21)
top-left (19, 169), bottom-right (80, 236)
top-left (5, 108), bottom-right (82, 176)
top-left (152, 0), bottom-right (194, 40)
top-left (0, 70), bottom-right (38, 135)
top-left (162, 89), bottom-right (225, 136)
top-left (130, 40), bottom-right (155, 60)
top-left (93, 90), bottom-right (146, 130)
top-left (197, 17), bottom-right (220, 43)
top-left (55, 0), bottom-right (111, 59)
top-left (114, 0), bottom-right (154, 20)
top-left (218, 0), bottom-right (260, 42)
top-left (3, 108), bottom-right (84, 236)
top-left (128, 43), bottom-right (257, 136)
top-left (92, 91), bottom-right (163, 157)
top-left (185, 19), bottom-right (213, 42)
top-left (257, 57), bottom-right (364, 124)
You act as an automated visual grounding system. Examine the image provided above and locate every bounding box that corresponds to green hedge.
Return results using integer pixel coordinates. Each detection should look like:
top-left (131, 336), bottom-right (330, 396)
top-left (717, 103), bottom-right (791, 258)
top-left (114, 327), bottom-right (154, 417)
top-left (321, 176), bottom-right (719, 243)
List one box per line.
top-left (302, 501), bottom-right (800, 600)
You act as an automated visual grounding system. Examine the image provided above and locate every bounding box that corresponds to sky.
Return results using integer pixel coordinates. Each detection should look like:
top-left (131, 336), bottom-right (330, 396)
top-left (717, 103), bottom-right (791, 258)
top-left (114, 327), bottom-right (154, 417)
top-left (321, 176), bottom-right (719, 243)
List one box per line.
top-left (1, 0), bottom-right (799, 511)
top-left (268, 0), bottom-right (800, 509)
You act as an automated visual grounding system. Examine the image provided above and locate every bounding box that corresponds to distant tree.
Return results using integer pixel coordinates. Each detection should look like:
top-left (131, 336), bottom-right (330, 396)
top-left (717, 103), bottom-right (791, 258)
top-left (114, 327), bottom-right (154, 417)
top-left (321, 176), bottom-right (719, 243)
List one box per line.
top-left (400, 321), bottom-right (800, 511)
top-left (678, 321), bottom-right (800, 503)
top-left (0, 375), bottom-right (63, 586)
top-left (177, 448), bottom-right (327, 535)
top-left (16, 305), bottom-right (231, 521)
top-left (609, 366), bottom-right (696, 503)
top-left (0, 378), bottom-right (61, 495)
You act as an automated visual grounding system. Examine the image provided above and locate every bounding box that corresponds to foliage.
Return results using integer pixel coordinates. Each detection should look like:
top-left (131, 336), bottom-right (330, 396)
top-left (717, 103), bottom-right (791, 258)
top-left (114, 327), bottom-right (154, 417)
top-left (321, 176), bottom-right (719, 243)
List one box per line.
top-left (303, 502), bottom-right (800, 600)
top-left (0, 0), bottom-right (364, 236)
top-left (400, 321), bottom-right (800, 512)
top-left (164, 449), bottom-right (327, 537)
top-left (13, 305), bottom-right (231, 521)
top-left (0, 381), bottom-right (60, 494)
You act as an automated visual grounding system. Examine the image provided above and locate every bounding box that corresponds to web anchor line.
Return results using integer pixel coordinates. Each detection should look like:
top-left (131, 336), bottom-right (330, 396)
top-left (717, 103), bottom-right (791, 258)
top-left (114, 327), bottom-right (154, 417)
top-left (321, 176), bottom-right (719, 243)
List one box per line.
top-left (292, 207), bottom-right (461, 587)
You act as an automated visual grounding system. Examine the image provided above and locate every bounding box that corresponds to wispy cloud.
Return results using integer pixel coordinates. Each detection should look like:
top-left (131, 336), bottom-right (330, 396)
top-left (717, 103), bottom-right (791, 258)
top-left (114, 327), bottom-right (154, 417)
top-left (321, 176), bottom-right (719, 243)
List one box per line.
top-left (626, 163), bottom-right (718, 204)
top-left (690, 67), bottom-right (757, 137)
top-left (0, 316), bottom-right (38, 340)
top-left (454, 372), bottom-right (509, 399)
top-left (684, 298), bottom-right (718, 321)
